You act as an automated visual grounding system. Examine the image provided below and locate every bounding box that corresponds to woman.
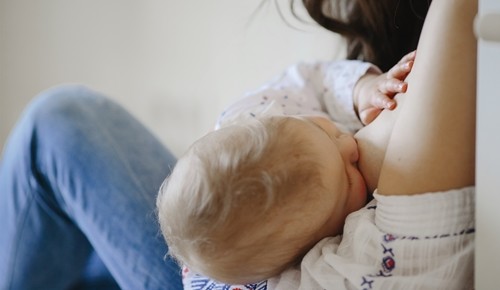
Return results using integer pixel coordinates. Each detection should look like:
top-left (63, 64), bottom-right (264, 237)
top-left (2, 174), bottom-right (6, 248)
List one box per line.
top-left (180, 0), bottom-right (476, 288)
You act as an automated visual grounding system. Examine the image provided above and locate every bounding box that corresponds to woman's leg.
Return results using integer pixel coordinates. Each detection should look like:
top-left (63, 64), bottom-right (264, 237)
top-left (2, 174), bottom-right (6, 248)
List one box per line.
top-left (0, 85), bottom-right (182, 290)
top-left (378, 0), bottom-right (477, 195)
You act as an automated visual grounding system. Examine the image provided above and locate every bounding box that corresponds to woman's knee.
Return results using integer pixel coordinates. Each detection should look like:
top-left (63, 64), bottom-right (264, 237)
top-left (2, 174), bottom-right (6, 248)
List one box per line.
top-left (8, 84), bottom-right (134, 165)
top-left (21, 84), bottom-right (136, 147)
top-left (26, 84), bottom-right (114, 129)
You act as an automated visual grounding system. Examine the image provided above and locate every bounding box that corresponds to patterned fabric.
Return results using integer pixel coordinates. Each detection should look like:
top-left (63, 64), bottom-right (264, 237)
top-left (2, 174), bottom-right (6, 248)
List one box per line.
top-left (270, 187), bottom-right (475, 290)
top-left (183, 267), bottom-right (268, 290)
top-left (215, 60), bottom-right (376, 134)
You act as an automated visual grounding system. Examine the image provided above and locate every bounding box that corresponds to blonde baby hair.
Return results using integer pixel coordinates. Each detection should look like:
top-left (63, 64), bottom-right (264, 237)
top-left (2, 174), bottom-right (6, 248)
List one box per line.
top-left (157, 116), bottom-right (329, 284)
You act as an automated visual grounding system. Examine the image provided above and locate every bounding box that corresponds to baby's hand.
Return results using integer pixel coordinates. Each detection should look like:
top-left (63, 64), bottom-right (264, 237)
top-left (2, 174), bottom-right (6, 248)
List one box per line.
top-left (354, 50), bottom-right (416, 125)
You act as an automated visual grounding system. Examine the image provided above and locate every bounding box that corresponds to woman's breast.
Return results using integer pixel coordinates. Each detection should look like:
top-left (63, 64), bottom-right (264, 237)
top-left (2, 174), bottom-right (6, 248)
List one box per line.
top-left (354, 94), bottom-right (405, 193)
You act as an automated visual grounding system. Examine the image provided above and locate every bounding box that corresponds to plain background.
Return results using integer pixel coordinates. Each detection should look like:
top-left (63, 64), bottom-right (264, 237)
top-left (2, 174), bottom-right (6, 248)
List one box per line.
top-left (0, 0), bottom-right (345, 157)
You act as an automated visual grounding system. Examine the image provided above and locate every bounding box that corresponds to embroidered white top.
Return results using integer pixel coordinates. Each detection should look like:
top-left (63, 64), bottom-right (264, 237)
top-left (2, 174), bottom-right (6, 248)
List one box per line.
top-left (269, 188), bottom-right (475, 290)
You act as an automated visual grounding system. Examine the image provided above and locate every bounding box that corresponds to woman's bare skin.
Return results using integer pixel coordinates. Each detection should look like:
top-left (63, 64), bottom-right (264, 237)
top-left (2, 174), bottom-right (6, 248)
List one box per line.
top-left (355, 0), bottom-right (477, 196)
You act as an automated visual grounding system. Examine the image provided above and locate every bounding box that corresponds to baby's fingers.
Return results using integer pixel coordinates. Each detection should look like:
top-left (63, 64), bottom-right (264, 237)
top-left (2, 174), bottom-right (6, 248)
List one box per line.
top-left (378, 78), bottom-right (408, 95)
top-left (373, 91), bottom-right (396, 110)
top-left (360, 107), bottom-right (383, 125)
top-left (387, 50), bottom-right (416, 80)
top-left (387, 60), bottom-right (413, 80)
top-left (398, 50), bottom-right (416, 65)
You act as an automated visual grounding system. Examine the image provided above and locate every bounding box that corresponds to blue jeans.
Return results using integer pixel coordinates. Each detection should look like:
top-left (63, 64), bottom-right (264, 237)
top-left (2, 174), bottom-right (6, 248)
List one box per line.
top-left (0, 85), bottom-right (183, 290)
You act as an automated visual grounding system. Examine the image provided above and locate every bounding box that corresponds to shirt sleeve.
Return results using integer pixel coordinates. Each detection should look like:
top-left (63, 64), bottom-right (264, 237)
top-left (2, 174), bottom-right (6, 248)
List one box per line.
top-left (269, 186), bottom-right (475, 290)
top-left (215, 60), bottom-right (379, 134)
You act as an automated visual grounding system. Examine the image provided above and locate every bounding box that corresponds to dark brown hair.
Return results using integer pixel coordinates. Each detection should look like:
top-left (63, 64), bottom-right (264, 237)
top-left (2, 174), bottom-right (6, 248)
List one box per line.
top-left (296, 0), bottom-right (430, 71)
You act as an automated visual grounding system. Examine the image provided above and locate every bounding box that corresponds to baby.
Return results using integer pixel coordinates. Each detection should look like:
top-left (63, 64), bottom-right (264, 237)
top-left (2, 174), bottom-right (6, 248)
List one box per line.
top-left (157, 54), bottom-right (414, 285)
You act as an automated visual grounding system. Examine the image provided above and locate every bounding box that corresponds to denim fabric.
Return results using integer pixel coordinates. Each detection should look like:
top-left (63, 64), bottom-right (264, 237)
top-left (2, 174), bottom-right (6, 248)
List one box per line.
top-left (0, 85), bottom-right (183, 290)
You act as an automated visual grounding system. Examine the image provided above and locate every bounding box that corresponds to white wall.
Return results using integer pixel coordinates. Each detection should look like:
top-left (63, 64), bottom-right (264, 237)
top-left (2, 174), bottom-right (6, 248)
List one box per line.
top-left (475, 0), bottom-right (500, 288)
top-left (0, 0), bottom-right (345, 157)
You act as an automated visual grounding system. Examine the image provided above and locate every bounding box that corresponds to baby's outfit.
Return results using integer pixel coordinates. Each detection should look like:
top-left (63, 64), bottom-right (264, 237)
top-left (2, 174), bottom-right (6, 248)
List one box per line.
top-left (183, 60), bottom-right (475, 290)
top-left (215, 60), bottom-right (376, 134)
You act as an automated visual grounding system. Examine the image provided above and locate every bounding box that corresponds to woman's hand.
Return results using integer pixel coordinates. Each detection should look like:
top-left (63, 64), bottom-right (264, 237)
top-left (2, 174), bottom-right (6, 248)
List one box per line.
top-left (353, 50), bottom-right (416, 125)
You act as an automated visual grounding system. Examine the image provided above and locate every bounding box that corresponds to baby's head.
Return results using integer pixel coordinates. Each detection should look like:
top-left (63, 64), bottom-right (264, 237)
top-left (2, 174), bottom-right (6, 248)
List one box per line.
top-left (157, 116), bottom-right (367, 284)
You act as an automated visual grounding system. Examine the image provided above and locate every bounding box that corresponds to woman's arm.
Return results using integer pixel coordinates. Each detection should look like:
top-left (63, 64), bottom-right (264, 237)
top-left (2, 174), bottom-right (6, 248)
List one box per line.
top-left (377, 0), bottom-right (477, 195)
